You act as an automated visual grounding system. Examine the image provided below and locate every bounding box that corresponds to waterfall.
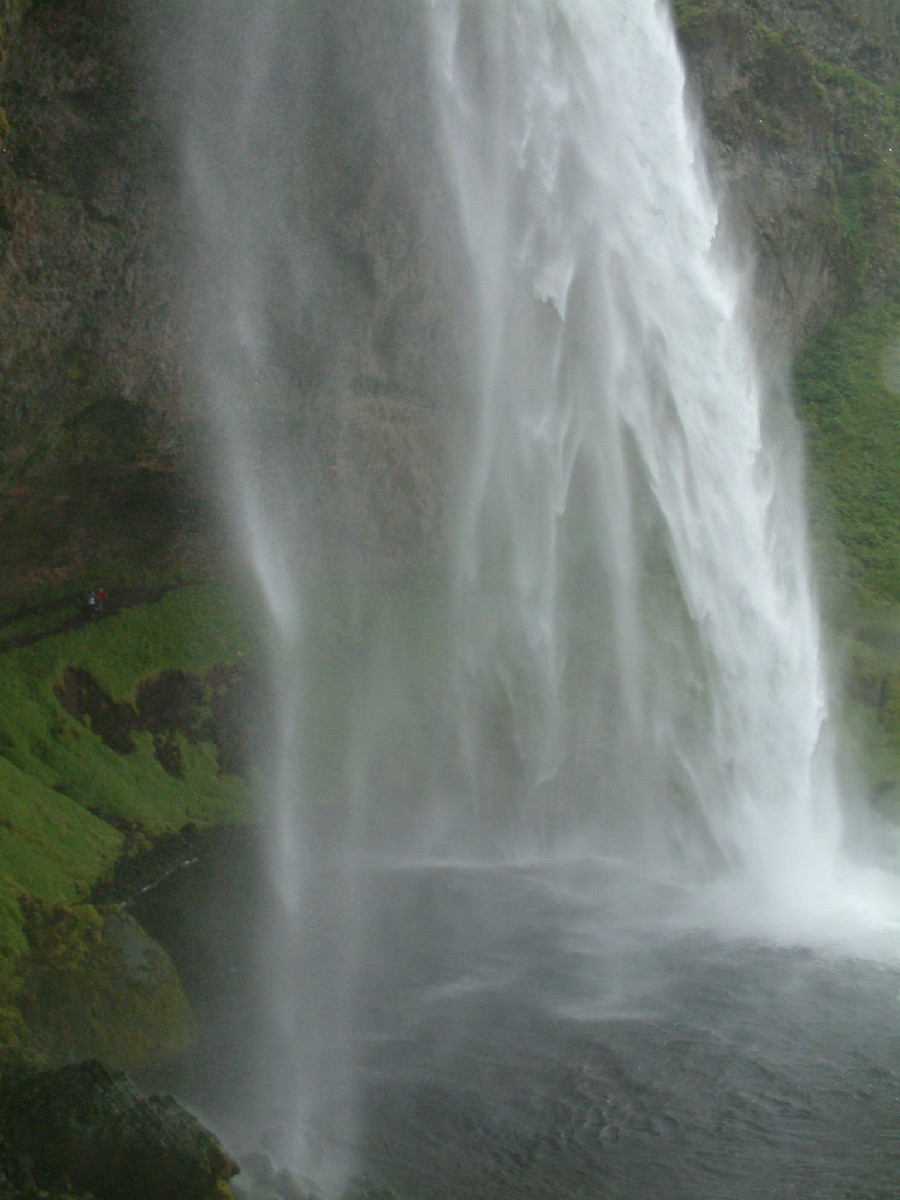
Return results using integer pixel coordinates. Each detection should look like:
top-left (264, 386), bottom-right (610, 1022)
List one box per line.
top-left (161, 0), bottom-right (896, 1187)
top-left (426, 0), bottom-right (847, 905)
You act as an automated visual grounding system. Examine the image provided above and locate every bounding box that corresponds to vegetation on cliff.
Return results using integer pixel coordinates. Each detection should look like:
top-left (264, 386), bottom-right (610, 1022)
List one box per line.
top-left (674, 0), bottom-right (897, 329)
top-left (795, 302), bottom-right (900, 812)
top-left (0, 3), bottom-right (895, 1195)
top-left (0, 586), bottom-right (256, 1065)
top-left (797, 302), bottom-right (900, 605)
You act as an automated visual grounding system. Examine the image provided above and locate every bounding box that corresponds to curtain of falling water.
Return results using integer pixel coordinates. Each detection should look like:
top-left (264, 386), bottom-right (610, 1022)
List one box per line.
top-left (427, 0), bottom-right (846, 919)
top-left (158, 0), bottom-right (893, 1186)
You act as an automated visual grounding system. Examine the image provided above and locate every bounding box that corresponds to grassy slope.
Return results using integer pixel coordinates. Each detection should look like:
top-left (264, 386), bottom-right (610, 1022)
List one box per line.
top-left (797, 302), bottom-right (900, 605)
top-left (795, 303), bottom-right (900, 809)
top-left (0, 585), bottom-right (255, 995)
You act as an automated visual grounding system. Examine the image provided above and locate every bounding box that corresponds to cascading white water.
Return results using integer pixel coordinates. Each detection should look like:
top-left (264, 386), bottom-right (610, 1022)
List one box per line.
top-left (427, 0), bottom-right (848, 914)
top-left (163, 0), bottom-right (898, 1189)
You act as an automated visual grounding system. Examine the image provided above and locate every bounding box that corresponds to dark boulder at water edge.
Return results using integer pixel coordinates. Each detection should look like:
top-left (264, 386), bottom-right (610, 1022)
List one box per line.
top-left (0, 1058), bottom-right (239, 1200)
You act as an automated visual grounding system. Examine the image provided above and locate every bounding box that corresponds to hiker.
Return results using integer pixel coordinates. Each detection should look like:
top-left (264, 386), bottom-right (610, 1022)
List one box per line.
top-left (87, 587), bottom-right (108, 616)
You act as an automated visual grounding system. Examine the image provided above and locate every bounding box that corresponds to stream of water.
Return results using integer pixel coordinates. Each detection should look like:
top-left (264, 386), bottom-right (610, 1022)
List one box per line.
top-left (154, 0), bottom-right (900, 1194)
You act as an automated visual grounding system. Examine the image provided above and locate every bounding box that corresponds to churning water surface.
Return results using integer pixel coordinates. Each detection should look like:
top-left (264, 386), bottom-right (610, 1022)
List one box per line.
top-left (136, 842), bottom-right (900, 1200)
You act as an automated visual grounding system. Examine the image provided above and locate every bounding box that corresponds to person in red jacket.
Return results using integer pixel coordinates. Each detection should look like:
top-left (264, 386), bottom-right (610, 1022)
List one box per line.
top-left (87, 586), bottom-right (108, 616)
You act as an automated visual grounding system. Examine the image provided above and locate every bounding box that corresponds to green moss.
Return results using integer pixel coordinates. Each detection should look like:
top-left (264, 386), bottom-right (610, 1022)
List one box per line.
top-left (746, 31), bottom-right (899, 307)
top-left (671, 0), bottom-right (742, 42)
top-left (816, 69), bottom-right (899, 301)
top-left (750, 26), bottom-right (825, 117)
top-left (0, 588), bottom-right (255, 827)
top-left (0, 584), bottom-right (257, 1051)
top-left (24, 586), bottom-right (254, 696)
top-left (827, 593), bottom-right (900, 812)
top-left (674, 1), bottom-right (898, 312)
top-left (0, 761), bottom-right (122, 902)
top-left (796, 302), bottom-right (900, 604)
top-left (18, 904), bottom-right (195, 1069)
top-left (796, 304), bottom-right (900, 811)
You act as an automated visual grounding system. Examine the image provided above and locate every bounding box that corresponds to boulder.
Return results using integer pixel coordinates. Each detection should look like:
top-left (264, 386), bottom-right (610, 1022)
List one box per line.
top-left (0, 1058), bottom-right (239, 1200)
top-left (18, 902), bottom-right (195, 1069)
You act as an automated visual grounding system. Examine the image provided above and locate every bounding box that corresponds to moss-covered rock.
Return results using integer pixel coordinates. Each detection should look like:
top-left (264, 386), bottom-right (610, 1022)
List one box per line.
top-left (16, 901), bottom-right (195, 1069)
top-left (796, 301), bottom-right (900, 604)
top-left (0, 585), bottom-right (257, 1061)
top-left (793, 301), bottom-right (900, 811)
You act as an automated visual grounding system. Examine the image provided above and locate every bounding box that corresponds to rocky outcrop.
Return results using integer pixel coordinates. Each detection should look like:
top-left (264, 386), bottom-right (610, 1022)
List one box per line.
top-left (15, 901), bottom-right (195, 1069)
top-left (55, 662), bottom-right (254, 778)
top-left (674, 0), bottom-right (898, 355)
top-left (0, 1058), bottom-right (238, 1200)
top-left (0, 0), bottom-right (208, 594)
top-left (706, 0), bottom-right (898, 86)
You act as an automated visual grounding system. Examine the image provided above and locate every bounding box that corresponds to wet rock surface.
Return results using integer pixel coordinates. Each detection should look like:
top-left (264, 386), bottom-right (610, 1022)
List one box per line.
top-left (0, 0), bottom-right (207, 592)
top-left (0, 0), bottom-right (895, 587)
top-left (17, 902), bottom-right (195, 1070)
top-left (0, 1059), bottom-right (239, 1200)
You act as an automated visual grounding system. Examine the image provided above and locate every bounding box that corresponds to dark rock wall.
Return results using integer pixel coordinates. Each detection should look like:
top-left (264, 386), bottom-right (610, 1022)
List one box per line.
top-left (140, 0), bottom-right (464, 571)
top-left (0, 0), bottom-right (198, 593)
top-left (712, 0), bottom-right (898, 85)
top-left (0, 0), bottom-right (896, 584)
top-left (0, 1059), bottom-right (238, 1200)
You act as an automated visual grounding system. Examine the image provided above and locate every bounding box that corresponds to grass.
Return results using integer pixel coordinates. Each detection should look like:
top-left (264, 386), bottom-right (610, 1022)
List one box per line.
top-left (796, 301), bottom-right (900, 605)
top-left (794, 303), bottom-right (900, 812)
top-left (0, 585), bottom-right (257, 991)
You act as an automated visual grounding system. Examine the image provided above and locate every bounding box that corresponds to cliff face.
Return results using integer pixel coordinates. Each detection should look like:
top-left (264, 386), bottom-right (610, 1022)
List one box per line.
top-left (676, 0), bottom-right (897, 350)
top-left (0, 0), bottom-right (200, 596)
top-left (0, 0), bottom-right (897, 595)
top-left (0, 0), bottom-right (896, 1080)
top-left (0, 0), bottom-right (897, 805)
top-left (0, 0), bottom-right (895, 593)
